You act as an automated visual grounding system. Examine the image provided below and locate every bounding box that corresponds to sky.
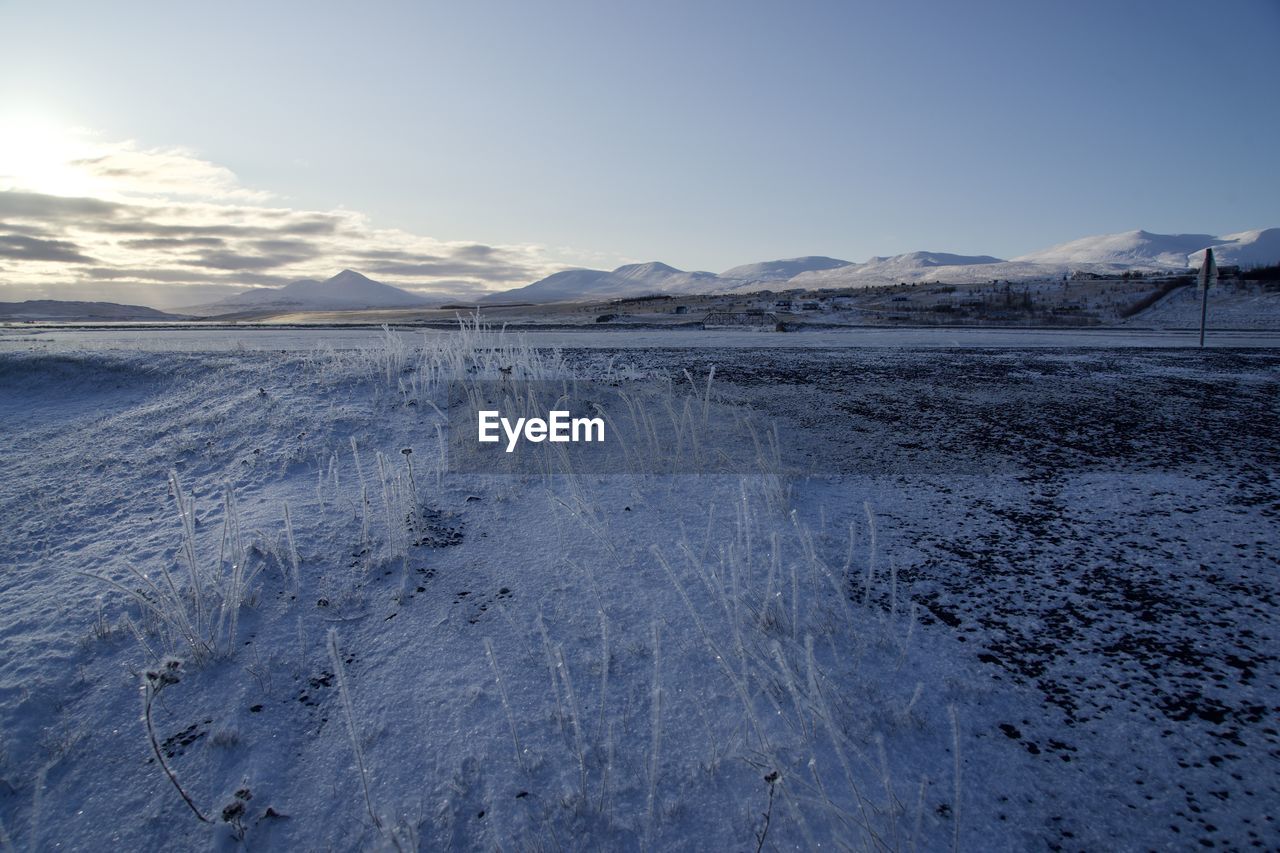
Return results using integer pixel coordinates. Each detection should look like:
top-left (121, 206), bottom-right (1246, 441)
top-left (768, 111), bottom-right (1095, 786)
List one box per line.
top-left (1, 0), bottom-right (1277, 307)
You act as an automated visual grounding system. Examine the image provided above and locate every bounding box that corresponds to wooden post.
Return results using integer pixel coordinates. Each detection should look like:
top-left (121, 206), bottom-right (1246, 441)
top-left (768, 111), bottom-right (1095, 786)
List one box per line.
top-left (1198, 247), bottom-right (1217, 348)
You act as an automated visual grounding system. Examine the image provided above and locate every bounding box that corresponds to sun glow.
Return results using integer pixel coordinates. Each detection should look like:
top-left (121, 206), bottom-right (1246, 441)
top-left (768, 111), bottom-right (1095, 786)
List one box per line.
top-left (0, 115), bottom-right (103, 197)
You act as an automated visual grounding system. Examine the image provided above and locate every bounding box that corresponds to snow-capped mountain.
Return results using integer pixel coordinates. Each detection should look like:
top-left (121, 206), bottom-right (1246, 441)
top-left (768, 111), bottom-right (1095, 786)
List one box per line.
top-left (485, 229), bottom-right (1275, 302)
top-left (795, 231), bottom-right (1280, 291)
top-left (480, 261), bottom-right (721, 303)
top-left (611, 261), bottom-right (721, 291)
top-left (719, 256), bottom-right (853, 282)
top-left (485, 257), bottom-right (862, 304)
top-left (1009, 228), bottom-right (1280, 276)
top-left (866, 251), bottom-right (1003, 269)
top-left (843, 251), bottom-right (1004, 278)
top-left (788, 252), bottom-right (1017, 289)
top-left (1187, 228), bottom-right (1280, 269)
top-left (1013, 230), bottom-right (1220, 269)
top-left (787, 252), bottom-right (1016, 290)
top-left (195, 270), bottom-right (434, 315)
top-left (790, 231), bottom-right (1280, 290)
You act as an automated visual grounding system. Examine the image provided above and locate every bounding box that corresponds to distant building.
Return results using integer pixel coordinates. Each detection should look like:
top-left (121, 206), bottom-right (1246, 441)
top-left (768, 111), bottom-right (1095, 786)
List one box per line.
top-left (673, 305), bottom-right (689, 315)
top-left (703, 311), bottom-right (779, 330)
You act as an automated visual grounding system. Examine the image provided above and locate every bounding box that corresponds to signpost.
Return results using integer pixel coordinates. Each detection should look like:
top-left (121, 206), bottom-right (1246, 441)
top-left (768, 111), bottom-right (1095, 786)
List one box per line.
top-left (1198, 247), bottom-right (1217, 348)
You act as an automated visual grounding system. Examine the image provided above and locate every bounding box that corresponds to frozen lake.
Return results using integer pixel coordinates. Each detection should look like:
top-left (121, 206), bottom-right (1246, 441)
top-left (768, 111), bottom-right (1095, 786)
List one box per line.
top-left (3, 323), bottom-right (1280, 351)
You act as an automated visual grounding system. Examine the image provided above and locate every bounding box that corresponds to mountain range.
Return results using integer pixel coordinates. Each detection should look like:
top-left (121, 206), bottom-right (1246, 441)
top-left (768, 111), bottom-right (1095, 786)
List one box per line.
top-left (165, 227), bottom-right (1280, 315)
top-left (486, 228), bottom-right (1279, 304)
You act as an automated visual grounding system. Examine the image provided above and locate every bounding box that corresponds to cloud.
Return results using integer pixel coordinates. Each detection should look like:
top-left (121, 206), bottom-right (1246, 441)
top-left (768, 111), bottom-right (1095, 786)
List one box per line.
top-left (194, 247), bottom-right (322, 271)
top-left (0, 234), bottom-right (95, 263)
top-left (89, 215), bottom-right (343, 240)
top-left (0, 222), bottom-right (57, 239)
top-left (119, 236), bottom-right (226, 250)
top-left (0, 127), bottom-right (609, 308)
top-left (1, 186), bottom-right (557, 295)
top-left (453, 244), bottom-right (500, 259)
top-left (251, 238), bottom-right (320, 254)
top-left (0, 190), bottom-right (121, 220)
top-left (80, 266), bottom-right (299, 287)
top-left (67, 144), bottom-right (273, 202)
top-left (365, 258), bottom-right (537, 279)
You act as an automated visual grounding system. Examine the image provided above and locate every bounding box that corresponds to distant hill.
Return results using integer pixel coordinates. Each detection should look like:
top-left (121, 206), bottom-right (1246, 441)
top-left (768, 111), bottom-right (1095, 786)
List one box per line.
top-left (1187, 228), bottom-right (1280, 269)
top-left (1013, 230), bottom-right (1219, 269)
top-left (483, 257), bottom-right (861, 304)
top-left (847, 251), bottom-right (1004, 276)
top-left (719, 256), bottom-right (852, 282)
top-left (788, 230), bottom-right (1280, 291)
top-left (0, 300), bottom-right (184, 321)
top-left (479, 261), bottom-right (721, 304)
top-left (194, 269), bottom-right (434, 315)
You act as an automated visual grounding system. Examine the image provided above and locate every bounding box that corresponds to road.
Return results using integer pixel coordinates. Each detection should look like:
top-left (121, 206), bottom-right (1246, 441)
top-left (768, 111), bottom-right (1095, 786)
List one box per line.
top-left (3, 323), bottom-right (1280, 351)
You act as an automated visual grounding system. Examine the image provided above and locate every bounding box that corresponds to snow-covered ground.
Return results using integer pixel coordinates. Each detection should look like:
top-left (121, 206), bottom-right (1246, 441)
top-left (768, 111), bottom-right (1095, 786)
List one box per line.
top-left (1122, 283), bottom-right (1280, 331)
top-left (1, 327), bottom-right (1277, 850)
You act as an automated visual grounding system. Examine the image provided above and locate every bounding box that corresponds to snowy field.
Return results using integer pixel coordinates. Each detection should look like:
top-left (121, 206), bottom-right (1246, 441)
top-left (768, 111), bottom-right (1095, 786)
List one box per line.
top-left (1121, 283), bottom-right (1280, 331)
top-left (1, 325), bottom-right (1278, 851)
